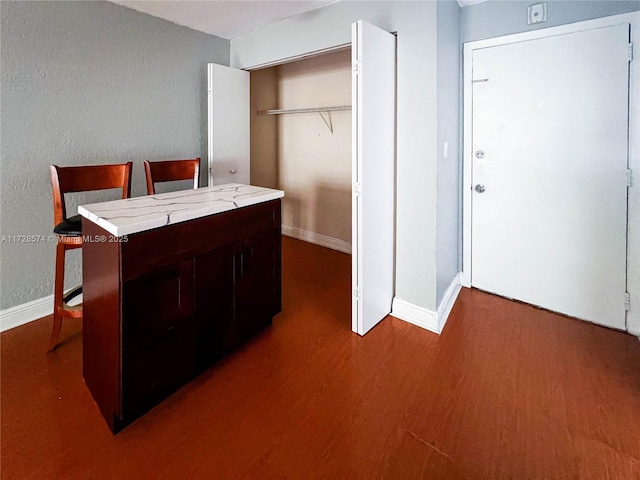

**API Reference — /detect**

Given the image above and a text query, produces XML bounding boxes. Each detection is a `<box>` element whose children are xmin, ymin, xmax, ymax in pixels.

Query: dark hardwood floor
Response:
<box><xmin>2</xmin><ymin>236</ymin><xmax>640</xmax><ymax>479</ymax></box>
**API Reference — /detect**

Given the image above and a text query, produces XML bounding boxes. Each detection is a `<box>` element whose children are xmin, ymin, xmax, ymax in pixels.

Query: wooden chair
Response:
<box><xmin>143</xmin><ymin>158</ymin><xmax>200</xmax><ymax>195</ymax></box>
<box><xmin>48</xmin><ymin>162</ymin><xmax>133</xmax><ymax>352</ymax></box>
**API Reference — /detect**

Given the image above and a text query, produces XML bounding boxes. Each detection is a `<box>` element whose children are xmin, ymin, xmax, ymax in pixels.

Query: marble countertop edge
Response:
<box><xmin>78</xmin><ymin>184</ymin><xmax>284</xmax><ymax>237</ymax></box>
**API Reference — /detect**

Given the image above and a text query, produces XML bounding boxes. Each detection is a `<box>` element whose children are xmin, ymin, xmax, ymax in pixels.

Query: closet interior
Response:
<box><xmin>249</xmin><ymin>48</ymin><xmax>353</xmax><ymax>255</ymax></box>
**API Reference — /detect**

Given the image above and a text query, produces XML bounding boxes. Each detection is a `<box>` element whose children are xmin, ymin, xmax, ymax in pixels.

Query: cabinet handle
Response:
<box><xmin>233</xmin><ymin>249</ymin><xmax>254</xmax><ymax>279</ymax></box>
<box><xmin>234</xmin><ymin>252</ymin><xmax>243</xmax><ymax>279</ymax></box>
<box><xmin>243</xmin><ymin>248</ymin><xmax>253</xmax><ymax>274</ymax></box>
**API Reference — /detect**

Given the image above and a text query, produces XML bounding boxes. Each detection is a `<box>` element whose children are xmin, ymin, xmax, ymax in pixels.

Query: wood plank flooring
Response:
<box><xmin>2</xmin><ymin>236</ymin><xmax>640</xmax><ymax>479</ymax></box>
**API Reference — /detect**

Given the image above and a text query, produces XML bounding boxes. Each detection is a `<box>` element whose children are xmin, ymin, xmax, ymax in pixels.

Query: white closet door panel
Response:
<box><xmin>207</xmin><ymin>63</ymin><xmax>250</xmax><ymax>186</ymax></box>
<box><xmin>352</xmin><ymin>20</ymin><xmax>396</xmax><ymax>336</ymax></box>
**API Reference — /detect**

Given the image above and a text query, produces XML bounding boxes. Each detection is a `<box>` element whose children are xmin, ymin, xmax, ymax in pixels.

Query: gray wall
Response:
<box><xmin>0</xmin><ymin>1</ymin><xmax>228</xmax><ymax>310</ymax></box>
<box><xmin>232</xmin><ymin>1</ymin><xmax>441</xmax><ymax>312</ymax></box>
<box><xmin>435</xmin><ymin>0</ymin><xmax>461</xmax><ymax>305</ymax></box>
<box><xmin>461</xmin><ymin>0</ymin><xmax>640</xmax><ymax>43</ymax></box>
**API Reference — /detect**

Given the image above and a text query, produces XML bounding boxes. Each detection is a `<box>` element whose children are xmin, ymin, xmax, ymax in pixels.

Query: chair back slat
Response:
<box><xmin>50</xmin><ymin>162</ymin><xmax>133</xmax><ymax>226</ymax></box>
<box><xmin>144</xmin><ymin>158</ymin><xmax>200</xmax><ymax>195</ymax></box>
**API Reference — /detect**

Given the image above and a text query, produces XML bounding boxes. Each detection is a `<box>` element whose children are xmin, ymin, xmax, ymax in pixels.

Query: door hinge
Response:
<box><xmin>629</xmin><ymin>43</ymin><xmax>634</xmax><ymax>62</ymax></box>
<box><xmin>353</xmin><ymin>61</ymin><xmax>361</xmax><ymax>74</ymax></box>
<box><xmin>627</xmin><ymin>169</ymin><xmax>633</xmax><ymax>187</ymax></box>
<box><xmin>353</xmin><ymin>288</ymin><xmax>361</xmax><ymax>300</ymax></box>
<box><xmin>625</xmin><ymin>292</ymin><xmax>631</xmax><ymax>311</ymax></box>
<box><xmin>352</xmin><ymin>182</ymin><xmax>361</xmax><ymax>196</ymax></box>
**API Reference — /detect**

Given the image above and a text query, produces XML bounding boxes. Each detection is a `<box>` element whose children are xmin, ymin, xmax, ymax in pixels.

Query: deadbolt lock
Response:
<box><xmin>475</xmin><ymin>150</ymin><xmax>485</xmax><ymax>159</ymax></box>
<box><xmin>475</xmin><ymin>184</ymin><xmax>486</xmax><ymax>193</ymax></box>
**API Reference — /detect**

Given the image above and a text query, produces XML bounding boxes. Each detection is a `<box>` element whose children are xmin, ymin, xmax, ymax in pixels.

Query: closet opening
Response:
<box><xmin>209</xmin><ymin>20</ymin><xmax>395</xmax><ymax>335</ymax></box>
<box><xmin>249</xmin><ymin>48</ymin><xmax>354</xmax><ymax>259</ymax></box>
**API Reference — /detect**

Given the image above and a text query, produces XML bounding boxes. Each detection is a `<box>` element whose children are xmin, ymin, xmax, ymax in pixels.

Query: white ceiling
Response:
<box><xmin>110</xmin><ymin>0</ymin><xmax>338</xmax><ymax>40</ymax></box>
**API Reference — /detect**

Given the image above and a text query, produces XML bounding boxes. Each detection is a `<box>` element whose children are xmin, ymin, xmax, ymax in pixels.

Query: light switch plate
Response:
<box><xmin>527</xmin><ymin>3</ymin><xmax>547</xmax><ymax>25</ymax></box>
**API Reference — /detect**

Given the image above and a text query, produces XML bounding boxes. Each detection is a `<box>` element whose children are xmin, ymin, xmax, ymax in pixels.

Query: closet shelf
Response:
<box><xmin>258</xmin><ymin>105</ymin><xmax>351</xmax><ymax>134</ymax></box>
<box><xmin>258</xmin><ymin>105</ymin><xmax>352</xmax><ymax>115</ymax></box>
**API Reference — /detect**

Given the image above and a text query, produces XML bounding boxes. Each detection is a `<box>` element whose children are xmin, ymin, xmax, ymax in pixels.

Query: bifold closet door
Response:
<box><xmin>352</xmin><ymin>20</ymin><xmax>396</xmax><ymax>336</ymax></box>
<box><xmin>207</xmin><ymin>63</ymin><xmax>250</xmax><ymax>186</ymax></box>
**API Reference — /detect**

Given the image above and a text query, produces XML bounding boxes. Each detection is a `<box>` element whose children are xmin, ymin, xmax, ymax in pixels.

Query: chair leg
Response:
<box><xmin>48</xmin><ymin>242</ymin><xmax>65</xmax><ymax>352</ymax></box>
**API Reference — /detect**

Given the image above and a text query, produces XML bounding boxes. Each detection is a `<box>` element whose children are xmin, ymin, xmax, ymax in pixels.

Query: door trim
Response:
<box><xmin>241</xmin><ymin>44</ymin><xmax>351</xmax><ymax>71</ymax></box>
<box><xmin>461</xmin><ymin>12</ymin><xmax>640</xmax><ymax>334</ymax></box>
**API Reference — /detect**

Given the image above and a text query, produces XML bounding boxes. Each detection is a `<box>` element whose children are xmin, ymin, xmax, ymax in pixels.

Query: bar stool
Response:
<box><xmin>143</xmin><ymin>158</ymin><xmax>200</xmax><ymax>195</ymax></box>
<box><xmin>48</xmin><ymin>162</ymin><xmax>133</xmax><ymax>352</ymax></box>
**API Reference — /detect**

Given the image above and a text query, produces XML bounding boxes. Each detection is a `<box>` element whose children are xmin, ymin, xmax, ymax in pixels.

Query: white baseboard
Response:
<box><xmin>391</xmin><ymin>297</ymin><xmax>439</xmax><ymax>334</ymax></box>
<box><xmin>391</xmin><ymin>273</ymin><xmax>462</xmax><ymax>335</ymax></box>
<box><xmin>437</xmin><ymin>273</ymin><xmax>462</xmax><ymax>333</ymax></box>
<box><xmin>281</xmin><ymin>224</ymin><xmax>351</xmax><ymax>254</ymax></box>
<box><xmin>1</xmin><ymin>295</ymin><xmax>53</xmax><ymax>332</ymax></box>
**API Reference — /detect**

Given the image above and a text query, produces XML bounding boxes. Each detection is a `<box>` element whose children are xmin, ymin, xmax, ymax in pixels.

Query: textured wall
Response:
<box><xmin>232</xmin><ymin>1</ymin><xmax>440</xmax><ymax>311</ymax></box>
<box><xmin>0</xmin><ymin>1</ymin><xmax>229</xmax><ymax>310</ymax></box>
<box><xmin>435</xmin><ymin>0</ymin><xmax>462</xmax><ymax>305</ymax></box>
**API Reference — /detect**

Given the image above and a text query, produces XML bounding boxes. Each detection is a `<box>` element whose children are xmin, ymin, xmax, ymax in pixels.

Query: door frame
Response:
<box><xmin>461</xmin><ymin>12</ymin><xmax>640</xmax><ymax>334</ymax></box>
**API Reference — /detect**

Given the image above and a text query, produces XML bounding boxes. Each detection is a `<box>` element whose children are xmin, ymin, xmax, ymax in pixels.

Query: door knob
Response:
<box><xmin>230</xmin><ymin>169</ymin><xmax>236</xmax><ymax>174</ymax></box>
<box><xmin>475</xmin><ymin>184</ymin><xmax>486</xmax><ymax>193</ymax></box>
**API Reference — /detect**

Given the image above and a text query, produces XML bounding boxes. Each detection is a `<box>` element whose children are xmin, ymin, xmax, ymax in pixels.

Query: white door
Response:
<box><xmin>207</xmin><ymin>63</ymin><xmax>250</xmax><ymax>186</ymax></box>
<box><xmin>471</xmin><ymin>24</ymin><xmax>630</xmax><ymax>329</ymax></box>
<box><xmin>352</xmin><ymin>20</ymin><xmax>396</xmax><ymax>335</ymax></box>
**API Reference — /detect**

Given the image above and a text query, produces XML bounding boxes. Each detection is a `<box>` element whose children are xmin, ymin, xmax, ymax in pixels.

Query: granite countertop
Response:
<box><xmin>78</xmin><ymin>183</ymin><xmax>284</xmax><ymax>237</ymax></box>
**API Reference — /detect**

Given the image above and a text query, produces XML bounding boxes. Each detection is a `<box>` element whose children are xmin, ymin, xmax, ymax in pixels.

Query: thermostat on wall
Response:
<box><xmin>527</xmin><ymin>3</ymin><xmax>547</xmax><ymax>25</ymax></box>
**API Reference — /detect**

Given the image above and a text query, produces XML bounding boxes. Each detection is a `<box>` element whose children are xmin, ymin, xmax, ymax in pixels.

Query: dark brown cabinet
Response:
<box><xmin>194</xmin><ymin>229</ymin><xmax>279</xmax><ymax>368</ymax></box>
<box><xmin>82</xmin><ymin>200</ymin><xmax>281</xmax><ymax>433</ymax></box>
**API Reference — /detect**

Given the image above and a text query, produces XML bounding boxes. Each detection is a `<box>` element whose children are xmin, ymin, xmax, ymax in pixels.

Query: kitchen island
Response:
<box><xmin>79</xmin><ymin>184</ymin><xmax>284</xmax><ymax>433</ymax></box>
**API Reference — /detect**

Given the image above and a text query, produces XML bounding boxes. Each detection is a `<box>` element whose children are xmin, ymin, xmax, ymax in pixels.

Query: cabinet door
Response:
<box><xmin>194</xmin><ymin>228</ymin><xmax>277</xmax><ymax>365</ymax></box>
<box><xmin>194</xmin><ymin>244</ymin><xmax>235</xmax><ymax>368</ymax></box>
<box><xmin>121</xmin><ymin>260</ymin><xmax>194</xmax><ymax>420</ymax></box>
<box><xmin>233</xmin><ymin>229</ymin><xmax>276</xmax><ymax>342</ymax></box>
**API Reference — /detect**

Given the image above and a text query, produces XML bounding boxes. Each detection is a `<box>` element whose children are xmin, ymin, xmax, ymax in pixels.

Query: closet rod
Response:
<box><xmin>258</xmin><ymin>105</ymin><xmax>352</xmax><ymax>115</ymax></box>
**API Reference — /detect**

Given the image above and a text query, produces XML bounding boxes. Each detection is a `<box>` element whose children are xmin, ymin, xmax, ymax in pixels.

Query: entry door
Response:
<box><xmin>471</xmin><ymin>24</ymin><xmax>630</xmax><ymax>329</ymax></box>
<box><xmin>351</xmin><ymin>20</ymin><xmax>396</xmax><ymax>335</ymax></box>
<box><xmin>207</xmin><ymin>63</ymin><xmax>250</xmax><ymax>185</ymax></box>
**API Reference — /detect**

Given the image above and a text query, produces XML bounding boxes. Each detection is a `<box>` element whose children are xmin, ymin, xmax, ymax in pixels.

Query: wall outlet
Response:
<box><xmin>527</xmin><ymin>3</ymin><xmax>547</xmax><ymax>25</ymax></box>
